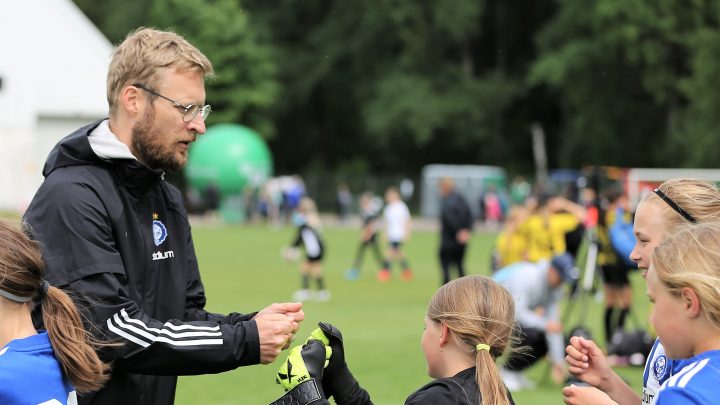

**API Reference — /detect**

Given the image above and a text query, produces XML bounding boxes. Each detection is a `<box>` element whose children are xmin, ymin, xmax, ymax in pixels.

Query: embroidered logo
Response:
<box><xmin>153</xmin><ymin>219</ymin><xmax>168</xmax><ymax>246</ymax></box>
<box><xmin>652</xmin><ymin>354</ymin><xmax>667</xmax><ymax>381</ymax></box>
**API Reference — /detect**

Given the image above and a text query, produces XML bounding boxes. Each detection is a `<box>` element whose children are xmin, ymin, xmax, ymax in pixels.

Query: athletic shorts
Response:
<box><xmin>600</xmin><ymin>263</ymin><xmax>630</xmax><ymax>287</ymax></box>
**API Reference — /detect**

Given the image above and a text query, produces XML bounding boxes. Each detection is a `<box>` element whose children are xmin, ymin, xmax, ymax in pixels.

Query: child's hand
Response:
<box><xmin>282</xmin><ymin>247</ymin><xmax>300</xmax><ymax>262</ymax></box>
<box><xmin>565</xmin><ymin>336</ymin><xmax>613</xmax><ymax>390</ymax></box>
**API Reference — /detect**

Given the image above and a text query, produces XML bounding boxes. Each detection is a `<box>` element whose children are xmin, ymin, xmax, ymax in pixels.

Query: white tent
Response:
<box><xmin>0</xmin><ymin>0</ymin><xmax>112</xmax><ymax>212</ymax></box>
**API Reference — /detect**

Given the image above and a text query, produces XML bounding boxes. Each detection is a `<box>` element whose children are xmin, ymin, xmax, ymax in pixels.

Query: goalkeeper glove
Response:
<box><xmin>316</xmin><ymin>322</ymin><xmax>373</xmax><ymax>405</ymax></box>
<box><xmin>276</xmin><ymin>339</ymin><xmax>331</xmax><ymax>391</ymax></box>
<box><xmin>271</xmin><ymin>339</ymin><xmax>331</xmax><ymax>405</ymax></box>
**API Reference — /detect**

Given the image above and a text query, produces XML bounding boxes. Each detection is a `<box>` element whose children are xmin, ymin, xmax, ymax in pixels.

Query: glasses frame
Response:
<box><xmin>133</xmin><ymin>83</ymin><xmax>211</xmax><ymax>122</ymax></box>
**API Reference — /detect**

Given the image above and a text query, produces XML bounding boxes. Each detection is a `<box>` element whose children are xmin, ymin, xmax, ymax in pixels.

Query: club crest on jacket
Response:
<box><xmin>153</xmin><ymin>217</ymin><xmax>168</xmax><ymax>246</ymax></box>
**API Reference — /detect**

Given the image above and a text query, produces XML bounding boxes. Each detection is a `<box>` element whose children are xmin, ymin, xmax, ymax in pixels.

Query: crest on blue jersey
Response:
<box><xmin>153</xmin><ymin>220</ymin><xmax>168</xmax><ymax>246</ymax></box>
<box><xmin>652</xmin><ymin>354</ymin><xmax>667</xmax><ymax>381</ymax></box>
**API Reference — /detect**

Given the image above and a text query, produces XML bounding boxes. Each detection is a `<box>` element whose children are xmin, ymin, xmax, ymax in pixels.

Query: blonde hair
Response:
<box><xmin>642</xmin><ymin>178</ymin><xmax>720</xmax><ymax>233</ymax></box>
<box><xmin>107</xmin><ymin>27</ymin><xmax>214</xmax><ymax>114</ymax></box>
<box><xmin>299</xmin><ymin>197</ymin><xmax>322</xmax><ymax>229</ymax></box>
<box><xmin>427</xmin><ymin>276</ymin><xmax>517</xmax><ymax>405</ymax></box>
<box><xmin>653</xmin><ymin>222</ymin><xmax>720</xmax><ymax>329</ymax></box>
<box><xmin>0</xmin><ymin>220</ymin><xmax>110</xmax><ymax>393</ymax></box>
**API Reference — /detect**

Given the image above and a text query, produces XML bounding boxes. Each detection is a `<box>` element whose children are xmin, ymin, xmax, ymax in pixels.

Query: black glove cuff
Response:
<box><xmin>269</xmin><ymin>379</ymin><xmax>329</xmax><ymax>405</ymax></box>
<box><xmin>328</xmin><ymin>367</ymin><xmax>373</xmax><ymax>404</ymax></box>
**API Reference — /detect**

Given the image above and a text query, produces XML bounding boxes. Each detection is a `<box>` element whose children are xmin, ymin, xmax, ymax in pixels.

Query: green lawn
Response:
<box><xmin>175</xmin><ymin>222</ymin><xmax>647</xmax><ymax>404</ymax></box>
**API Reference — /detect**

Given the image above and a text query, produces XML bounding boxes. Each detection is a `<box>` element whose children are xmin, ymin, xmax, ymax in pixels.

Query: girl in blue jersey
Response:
<box><xmin>648</xmin><ymin>222</ymin><xmax>720</xmax><ymax>404</ymax></box>
<box><xmin>0</xmin><ymin>219</ymin><xmax>110</xmax><ymax>404</ymax></box>
<box><xmin>563</xmin><ymin>178</ymin><xmax>720</xmax><ymax>405</ymax></box>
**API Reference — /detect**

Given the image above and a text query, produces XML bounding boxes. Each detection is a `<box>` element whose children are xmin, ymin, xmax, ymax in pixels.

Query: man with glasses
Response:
<box><xmin>24</xmin><ymin>28</ymin><xmax>304</xmax><ymax>405</ymax></box>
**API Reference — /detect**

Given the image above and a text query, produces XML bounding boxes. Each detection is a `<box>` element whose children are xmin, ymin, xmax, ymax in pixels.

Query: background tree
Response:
<box><xmin>530</xmin><ymin>0</ymin><xmax>720</xmax><ymax>168</ymax></box>
<box><xmin>73</xmin><ymin>0</ymin><xmax>720</xmax><ymax>188</ymax></box>
<box><xmin>244</xmin><ymin>0</ymin><xmax>554</xmax><ymax>177</ymax></box>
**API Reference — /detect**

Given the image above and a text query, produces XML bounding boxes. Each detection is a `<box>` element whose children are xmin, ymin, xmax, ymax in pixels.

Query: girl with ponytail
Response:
<box><xmin>410</xmin><ymin>275</ymin><xmax>518</xmax><ymax>404</ymax></box>
<box><xmin>274</xmin><ymin>275</ymin><xmax>519</xmax><ymax>405</ymax></box>
<box><xmin>0</xmin><ymin>219</ymin><xmax>110</xmax><ymax>404</ymax></box>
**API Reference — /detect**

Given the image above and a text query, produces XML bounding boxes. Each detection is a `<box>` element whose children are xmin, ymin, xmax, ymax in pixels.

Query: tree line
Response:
<box><xmin>73</xmin><ymin>0</ymin><xmax>720</xmax><ymax>180</ymax></box>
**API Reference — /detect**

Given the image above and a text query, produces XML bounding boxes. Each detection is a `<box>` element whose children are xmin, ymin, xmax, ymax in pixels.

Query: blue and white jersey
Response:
<box><xmin>656</xmin><ymin>349</ymin><xmax>720</xmax><ymax>404</ymax></box>
<box><xmin>643</xmin><ymin>338</ymin><xmax>689</xmax><ymax>405</ymax></box>
<box><xmin>0</xmin><ymin>332</ymin><xmax>77</xmax><ymax>405</ymax></box>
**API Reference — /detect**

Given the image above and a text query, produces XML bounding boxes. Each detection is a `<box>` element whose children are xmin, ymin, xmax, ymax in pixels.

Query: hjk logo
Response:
<box><xmin>153</xmin><ymin>220</ymin><xmax>168</xmax><ymax>246</ymax></box>
<box><xmin>653</xmin><ymin>354</ymin><xmax>667</xmax><ymax>381</ymax></box>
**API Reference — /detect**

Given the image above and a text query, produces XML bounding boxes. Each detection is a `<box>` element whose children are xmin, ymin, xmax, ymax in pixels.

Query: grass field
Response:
<box><xmin>168</xmin><ymin>221</ymin><xmax>647</xmax><ymax>404</ymax></box>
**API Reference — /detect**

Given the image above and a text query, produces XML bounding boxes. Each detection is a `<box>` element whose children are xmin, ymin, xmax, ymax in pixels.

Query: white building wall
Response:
<box><xmin>0</xmin><ymin>0</ymin><xmax>112</xmax><ymax>211</ymax></box>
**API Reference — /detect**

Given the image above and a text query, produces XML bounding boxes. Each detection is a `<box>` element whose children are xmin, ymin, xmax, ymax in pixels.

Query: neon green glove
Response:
<box><xmin>275</xmin><ymin>339</ymin><xmax>331</xmax><ymax>392</ymax></box>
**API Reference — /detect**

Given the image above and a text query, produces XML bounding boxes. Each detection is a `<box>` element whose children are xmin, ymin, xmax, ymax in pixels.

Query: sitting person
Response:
<box><xmin>272</xmin><ymin>275</ymin><xmax>518</xmax><ymax>404</ymax></box>
<box><xmin>493</xmin><ymin>253</ymin><xmax>579</xmax><ymax>391</ymax></box>
<box><xmin>0</xmin><ymin>219</ymin><xmax>110</xmax><ymax>403</ymax></box>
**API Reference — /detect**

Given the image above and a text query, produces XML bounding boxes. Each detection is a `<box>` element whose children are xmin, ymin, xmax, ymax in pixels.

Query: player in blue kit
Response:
<box><xmin>564</xmin><ymin>178</ymin><xmax>720</xmax><ymax>405</ymax></box>
<box><xmin>0</xmin><ymin>219</ymin><xmax>109</xmax><ymax>404</ymax></box>
<box><xmin>649</xmin><ymin>222</ymin><xmax>720</xmax><ymax>404</ymax></box>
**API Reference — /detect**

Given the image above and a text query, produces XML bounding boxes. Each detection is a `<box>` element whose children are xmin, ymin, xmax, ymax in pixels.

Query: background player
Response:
<box><xmin>284</xmin><ymin>197</ymin><xmax>329</xmax><ymax>302</ymax></box>
<box><xmin>346</xmin><ymin>192</ymin><xmax>385</xmax><ymax>281</ymax></box>
<box><xmin>378</xmin><ymin>187</ymin><xmax>413</xmax><ymax>282</ymax></box>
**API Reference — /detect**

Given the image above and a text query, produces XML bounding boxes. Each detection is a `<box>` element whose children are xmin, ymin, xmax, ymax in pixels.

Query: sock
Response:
<box><xmin>315</xmin><ymin>276</ymin><xmax>325</xmax><ymax>290</ymax></box>
<box><xmin>604</xmin><ymin>307</ymin><xmax>615</xmax><ymax>342</ymax></box>
<box><xmin>301</xmin><ymin>274</ymin><xmax>310</xmax><ymax>290</ymax></box>
<box><xmin>618</xmin><ymin>308</ymin><xmax>629</xmax><ymax>330</ymax></box>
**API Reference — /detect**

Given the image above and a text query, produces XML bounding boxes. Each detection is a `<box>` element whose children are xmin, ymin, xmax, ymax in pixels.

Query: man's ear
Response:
<box><xmin>681</xmin><ymin>287</ymin><xmax>701</xmax><ymax>318</ymax></box>
<box><xmin>120</xmin><ymin>85</ymin><xmax>142</xmax><ymax>117</ymax></box>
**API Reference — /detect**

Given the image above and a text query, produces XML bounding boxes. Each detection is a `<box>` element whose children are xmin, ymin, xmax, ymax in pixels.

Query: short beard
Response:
<box><xmin>131</xmin><ymin>105</ymin><xmax>184</xmax><ymax>172</ymax></box>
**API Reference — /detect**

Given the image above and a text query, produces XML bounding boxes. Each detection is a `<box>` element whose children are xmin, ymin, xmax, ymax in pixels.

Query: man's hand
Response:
<box><xmin>276</xmin><ymin>339</ymin><xmax>331</xmax><ymax>391</ymax></box>
<box><xmin>255</xmin><ymin>312</ymin><xmax>296</xmax><ymax>364</ymax></box>
<box><xmin>256</xmin><ymin>302</ymin><xmax>305</xmax><ymax>350</ymax></box>
<box><xmin>456</xmin><ymin>229</ymin><xmax>471</xmax><ymax>244</ymax></box>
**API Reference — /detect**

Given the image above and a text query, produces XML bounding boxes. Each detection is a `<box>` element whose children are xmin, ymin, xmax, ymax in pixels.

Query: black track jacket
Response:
<box><xmin>439</xmin><ymin>191</ymin><xmax>473</xmax><ymax>249</ymax></box>
<box><xmin>25</xmin><ymin>121</ymin><xmax>260</xmax><ymax>404</ymax></box>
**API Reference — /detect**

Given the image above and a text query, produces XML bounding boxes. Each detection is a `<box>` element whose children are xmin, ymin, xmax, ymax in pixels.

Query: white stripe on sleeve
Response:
<box><xmin>107</xmin><ymin>308</ymin><xmax>225</xmax><ymax>347</ymax></box>
<box><xmin>678</xmin><ymin>358</ymin><xmax>709</xmax><ymax>388</ymax></box>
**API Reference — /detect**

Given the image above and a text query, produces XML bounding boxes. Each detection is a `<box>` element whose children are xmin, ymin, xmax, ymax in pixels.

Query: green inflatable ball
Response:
<box><xmin>186</xmin><ymin>124</ymin><xmax>273</xmax><ymax>196</ymax></box>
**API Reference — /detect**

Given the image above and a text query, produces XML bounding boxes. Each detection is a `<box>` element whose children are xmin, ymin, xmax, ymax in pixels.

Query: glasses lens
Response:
<box><xmin>183</xmin><ymin>105</ymin><xmax>200</xmax><ymax>122</ymax></box>
<box><xmin>201</xmin><ymin>105</ymin><xmax>212</xmax><ymax>121</ymax></box>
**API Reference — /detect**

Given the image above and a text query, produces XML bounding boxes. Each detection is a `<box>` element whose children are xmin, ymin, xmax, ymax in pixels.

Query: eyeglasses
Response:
<box><xmin>133</xmin><ymin>83</ymin><xmax>211</xmax><ymax>122</ymax></box>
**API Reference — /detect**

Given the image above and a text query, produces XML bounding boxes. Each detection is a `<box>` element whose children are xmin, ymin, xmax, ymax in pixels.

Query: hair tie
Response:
<box><xmin>653</xmin><ymin>188</ymin><xmax>697</xmax><ymax>223</ymax></box>
<box><xmin>39</xmin><ymin>280</ymin><xmax>50</xmax><ymax>299</ymax></box>
<box><xmin>476</xmin><ymin>343</ymin><xmax>490</xmax><ymax>352</ymax></box>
